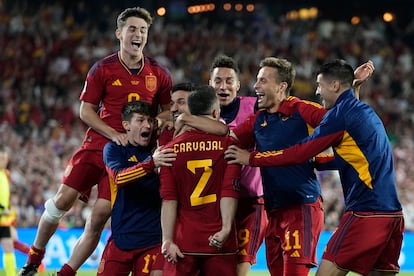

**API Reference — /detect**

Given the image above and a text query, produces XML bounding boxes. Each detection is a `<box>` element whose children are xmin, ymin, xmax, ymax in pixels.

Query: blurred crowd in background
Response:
<box><xmin>0</xmin><ymin>0</ymin><xmax>413</xmax><ymax>231</ymax></box>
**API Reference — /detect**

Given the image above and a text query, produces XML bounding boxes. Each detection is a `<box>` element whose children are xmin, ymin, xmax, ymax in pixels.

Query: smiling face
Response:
<box><xmin>123</xmin><ymin>113</ymin><xmax>155</xmax><ymax>147</ymax></box>
<box><xmin>170</xmin><ymin>90</ymin><xmax>190</xmax><ymax>121</ymax></box>
<box><xmin>209</xmin><ymin>67</ymin><xmax>240</xmax><ymax>107</ymax></box>
<box><xmin>116</xmin><ymin>16</ymin><xmax>148</xmax><ymax>58</ymax></box>
<box><xmin>254</xmin><ymin>66</ymin><xmax>286</xmax><ymax>113</ymax></box>
<box><xmin>315</xmin><ymin>73</ymin><xmax>337</xmax><ymax>109</ymax></box>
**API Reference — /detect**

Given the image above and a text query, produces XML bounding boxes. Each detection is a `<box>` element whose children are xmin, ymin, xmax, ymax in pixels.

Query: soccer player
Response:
<box><xmin>18</xmin><ymin>7</ymin><xmax>172</xmax><ymax>276</ymax></box>
<box><xmin>158</xmin><ymin>82</ymin><xmax>195</xmax><ymax>147</ymax></box>
<box><xmin>222</xmin><ymin>57</ymin><xmax>375</xmax><ymax>275</ymax></box>
<box><xmin>160</xmin><ymin>85</ymin><xmax>241</xmax><ymax>276</ymax></box>
<box><xmin>226</xmin><ymin>59</ymin><xmax>403</xmax><ymax>276</ymax></box>
<box><xmin>97</xmin><ymin>101</ymin><xmax>175</xmax><ymax>276</ymax></box>
<box><xmin>0</xmin><ymin>144</ymin><xmax>16</xmax><ymax>276</ymax></box>
<box><xmin>209</xmin><ymin>55</ymin><xmax>267</xmax><ymax>276</ymax></box>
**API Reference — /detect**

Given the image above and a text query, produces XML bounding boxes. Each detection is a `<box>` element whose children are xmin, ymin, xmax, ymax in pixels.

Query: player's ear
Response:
<box><xmin>122</xmin><ymin>120</ymin><xmax>130</xmax><ymax>131</ymax></box>
<box><xmin>212</xmin><ymin>108</ymin><xmax>219</xmax><ymax>119</ymax></box>
<box><xmin>115</xmin><ymin>28</ymin><xmax>122</xmax><ymax>40</ymax></box>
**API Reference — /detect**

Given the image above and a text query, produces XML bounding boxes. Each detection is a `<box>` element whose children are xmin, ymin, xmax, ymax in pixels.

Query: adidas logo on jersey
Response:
<box><xmin>128</xmin><ymin>155</ymin><xmax>138</xmax><ymax>162</ymax></box>
<box><xmin>289</xmin><ymin>250</ymin><xmax>300</xmax><ymax>257</ymax></box>
<box><xmin>112</xmin><ymin>79</ymin><xmax>122</xmax><ymax>86</ymax></box>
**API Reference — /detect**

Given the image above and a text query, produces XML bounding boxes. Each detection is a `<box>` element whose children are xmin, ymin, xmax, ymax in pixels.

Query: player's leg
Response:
<box><xmin>203</xmin><ymin>254</ymin><xmax>237</xmax><ymax>276</ymax></box>
<box><xmin>317</xmin><ymin>211</ymin><xmax>403</xmax><ymax>276</ymax></box>
<box><xmin>97</xmin><ymin>239</ymin><xmax>132</xmax><ymax>276</ymax></box>
<box><xmin>164</xmin><ymin>254</ymin><xmax>199</xmax><ymax>276</ymax></box>
<box><xmin>282</xmin><ymin>198</ymin><xmax>324</xmax><ymax>276</ymax></box>
<box><xmin>19</xmin><ymin>149</ymin><xmax>100</xmax><ymax>276</ymax></box>
<box><xmin>368</xmin><ymin>214</ymin><xmax>404</xmax><ymax>276</ymax></box>
<box><xmin>1</xmin><ymin>227</ymin><xmax>17</xmax><ymax>276</ymax></box>
<box><xmin>264</xmin><ymin>212</ymin><xmax>283</xmax><ymax>276</ymax></box>
<box><xmin>316</xmin><ymin>259</ymin><xmax>348</xmax><ymax>276</ymax></box>
<box><xmin>131</xmin><ymin>244</ymin><xmax>163</xmax><ymax>276</ymax></box>
<box><xmin>64</xmin><ymin>197</ymin><xmax>111</xmax><ymax>273</ymax></box>
<box><xmin>59</xmin><ymin>172</ymin><xmax>111</xmax><ymax>275</ymax></box>
<box><xmin>235</xmin><ymin>198</ymin><xmax>267</xmax><ymax>276</ymax></box>
<box><xmin>18</xmin><ymin>184</ymin><xmax>79</xmax><ymax>276</ymax></box>
<box><xmin>34</xmin><ymin>184</ymin><xmax>79</xmax><ymax>248</ymax></box>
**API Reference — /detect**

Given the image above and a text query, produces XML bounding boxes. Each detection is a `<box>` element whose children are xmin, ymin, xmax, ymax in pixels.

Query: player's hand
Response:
<box><xmin>173</xmin><ymin>114</ymin><xmax>186</xmax><ymax>137</ymax></box>
<box><xmin>208</xmin><ymin>231</ymin><xmax>228</xmax><ymax>249</ymax></box>
<box><xmin>153</xmin><ymin>147</ymin><xmax>177</xmax><ymax>167</ymax></box>
<box><xmin>353</xmin><ymin>60</ymin><xmax>375</xmax><ymax>87</ymax></box>
<box><xmin>162</xmin><ymin>240</ymin><xmax>184</xmax><ymax>264</ymax></box>
<box><xmin>111</xmin><ymin>132</ymin><xmax>128</xmax><ymax>146</ymax></box>
<box><xmin>225</xmin><ymin>145</ymin><xmax>250</xmax><ymax>165</ymax></box>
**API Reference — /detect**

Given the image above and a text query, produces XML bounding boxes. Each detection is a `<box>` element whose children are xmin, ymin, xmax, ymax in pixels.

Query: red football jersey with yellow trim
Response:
<box><xmin>80</xmin><ymin>52</ymin><xmax>172</xmax><ymax>150</ymax></box>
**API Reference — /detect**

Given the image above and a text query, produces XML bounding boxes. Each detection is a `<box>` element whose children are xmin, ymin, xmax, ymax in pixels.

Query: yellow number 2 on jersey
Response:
<box><xmin>187</xmin><ymin>159</ymin><xmax>217</xmax><ymax>207</ymax></box>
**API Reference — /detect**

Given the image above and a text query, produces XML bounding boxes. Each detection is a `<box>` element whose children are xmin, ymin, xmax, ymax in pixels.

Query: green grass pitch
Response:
<box><xmin>13</xmin><ymin>270</ymin><xmax>412</xmax><ymax>276</ymax></box>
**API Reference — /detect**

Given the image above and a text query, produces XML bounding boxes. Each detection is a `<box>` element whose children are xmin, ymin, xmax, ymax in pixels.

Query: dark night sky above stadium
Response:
<box><xmin>142</xmin><ymin>0</ymin><xmax>414</xmax><ymax>27</ymax></box>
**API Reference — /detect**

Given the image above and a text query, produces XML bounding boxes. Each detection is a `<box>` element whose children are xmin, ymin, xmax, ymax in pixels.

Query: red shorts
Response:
<box><xmin>62</xmin><ymin>146</ymin><xmax>110</xmax><ymax>201</ymax></box>
<box><xmin>236</xmin><ymin>197</ymin><xmax>267</xmax><ymax>264</ymax></box>
<box><xmin>97</xmin><ymin>239</ymin><xmax>163</xmax><ymax>276</ymax></box>
<box><xmin>164</xmin><ymin>254</ymin><xmax>237</xmax><ymax>276</ymax></box>
<box><xmin>322</xmin><ymin>210</ymin><xmax>404</xmax><ymax>275</ymax></box>
<box><xmin>265</xmin><ymin>197</ymin><xmax>324</xmax><ymax>275</ymax></box>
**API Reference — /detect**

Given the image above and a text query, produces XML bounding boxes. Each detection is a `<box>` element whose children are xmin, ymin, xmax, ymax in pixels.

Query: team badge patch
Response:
<box><xmin>145</xmin><ymin>75</ymin><xmax>157</xmax><ymax>92</ymax></box>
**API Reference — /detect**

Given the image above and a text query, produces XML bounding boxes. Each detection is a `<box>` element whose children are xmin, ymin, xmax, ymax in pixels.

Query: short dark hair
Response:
<box><xmin>188</xmin><ymin>85</ymin><xmax>217</xmax><ymax>116</ymax></box>
<box><xmin>171</xmin><ymin>82</ymin><xmax>196</xmax><ymax>95</ymax></box>
<box><xmin>117</xmin><ymin>7</ymin><xmax>153</xmax><ymax>29</ymax></box>
<box><xmin>317</xmin><ymin>59</ymin><xmax>354</xmax><ymax>87</ymax></box>
<box><xmin>210</xmin><ymin>55</ymin><xmax>240</xmax><ymax>75</ymax></box>
<box><xmin>121</xmin><ymin>101</ymin><xmax>155</xmax><ymax>121</ymax></box>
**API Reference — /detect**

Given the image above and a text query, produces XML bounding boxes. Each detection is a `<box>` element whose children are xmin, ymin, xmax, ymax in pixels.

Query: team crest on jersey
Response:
<box><xmin>145</xmin><ymin>75</ymin><xmax>157</xmax><ymax>91</ymax></box>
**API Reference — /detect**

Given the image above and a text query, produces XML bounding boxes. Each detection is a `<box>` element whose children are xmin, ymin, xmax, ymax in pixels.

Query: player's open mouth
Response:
<box><xmin>256</xmin><ymin>92</ymin><xmax>264</xmax><ymax>102</ymax></box>
<box><xmin>132</xmin><ymin>41</ymin><xmax>141</xmax><ymax>49</ymax></box>
<box><xmin>141</xmin><ymin>131</ymin><xmax>150</xmax><ymax>138</ymax></box>
<box><xmin>217</xmin><ymin>92</ymin><xmax>229</xmax><ymax>98</ymax></box>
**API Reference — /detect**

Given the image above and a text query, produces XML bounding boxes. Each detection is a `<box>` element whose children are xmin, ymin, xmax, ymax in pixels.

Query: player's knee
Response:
<box><xmin>42</xmin><ymin>198</ymin><xmax>66</xmax><ymax>223</ymax></box>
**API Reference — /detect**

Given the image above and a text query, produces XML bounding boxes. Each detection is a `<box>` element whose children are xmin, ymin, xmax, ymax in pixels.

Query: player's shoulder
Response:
<box><xmin>144</xmin><ymin>55</ymin><xmax>172</xmax><ymax>77</ymax></box>
<box><xmin>89</xmin><ymin>53</ymin><xmax>118</xmax><ymax>74</ymax></box>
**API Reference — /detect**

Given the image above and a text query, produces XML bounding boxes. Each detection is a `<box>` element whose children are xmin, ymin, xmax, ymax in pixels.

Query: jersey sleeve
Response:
<box><xmin>279</xmin><ymin>96</ymin><xmax>327</xmax><ymax>128</ymax></box>
<box><xmin>79</xmin><ymin>61</ymin><xmax>105</xmax><ymax>105</ymax></box>
<box><xmin>232</xmin><ymin>113</ymin><xmax>257</xmax><ymax>148</ymax></box>
<box><xmin>249</xmin><ymin>121</ymin><xmax>343</xmax><ymax>167</ymax></box>
<box><xmin>222</xmin><ymin>137</ymin><xmax>241</xmax><ymax>198</ymax></box>
<box><xmin>103</xmin><ymin>142</ymin><xmax>156</xmax><ymax>187</ymax></box>
<box><xmin>159</xmin><ymin>165</ymin><xmax>177</xmax><ymax>200</ymax></box>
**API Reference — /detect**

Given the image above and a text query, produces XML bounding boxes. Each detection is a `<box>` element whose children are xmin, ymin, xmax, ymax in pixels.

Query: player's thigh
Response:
<box><xmin>132</xmin><ymin>245</ymin><xmax>162</xmax><ymax>276</ymax></box>
<box><xmin>203</xmin><ymin>254</ymin><xmax>237</xmax><ymax>276</ymax></box>
<box><xmin>62</xmin><ymin>148</ymin><xmax>106</xmax><ymax>202</ymax></box>
<box><xmin>273</xmin><ymin>199</ymin><xmax>323</xmax><ymax>265</ymax></box>
<box><xmin>98</xmin><ymin>239</ymin><xmax>133</xmax><ymax>276</ymax></box>
<box><xmin>322</xmin><ymin>211</ymin><xmax>403</xmax><ymax>275</ymax></box>
<box><xmin>85</xmin><ymin>198</ymin><xmax>111</xmax><ymax>231</ymax></box>
<box><xmin>236</xmin><ymin>200</ymin><xmax>267</xmax><ymax>263</ymax></box>
<box><xmin>164</xmin><ymin>255</ymin><xmax>199</xmax><ymax>276</ymax></box>
<box><xmin>316</xmin><ymin>259</ymin><xmax>348</xmax><ymax>276</ymax></box>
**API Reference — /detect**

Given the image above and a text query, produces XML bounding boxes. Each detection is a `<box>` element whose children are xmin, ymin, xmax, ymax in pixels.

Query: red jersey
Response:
<box><xmin>80</xmin><ymin>52</ymin><xmax>172</xmax><ymax>150</ymax></box>
<box><xmin>159</xmin><ymin>129</ymin><xmax>241</xmax><ymax>254</ymax></box>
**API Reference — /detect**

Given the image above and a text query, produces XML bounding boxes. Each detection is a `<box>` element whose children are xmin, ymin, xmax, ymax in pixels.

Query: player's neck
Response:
<box><xmin>120</xmin><ymin>51</ymin><xmax>143</xmax><ymax>69</ymax></box>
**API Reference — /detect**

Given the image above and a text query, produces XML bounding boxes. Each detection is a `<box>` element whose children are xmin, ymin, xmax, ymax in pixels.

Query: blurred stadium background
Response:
<box><xmin>0</xmin><ymin>0</ymin><xmax>413</xmax><ymax>273</ymax></box>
